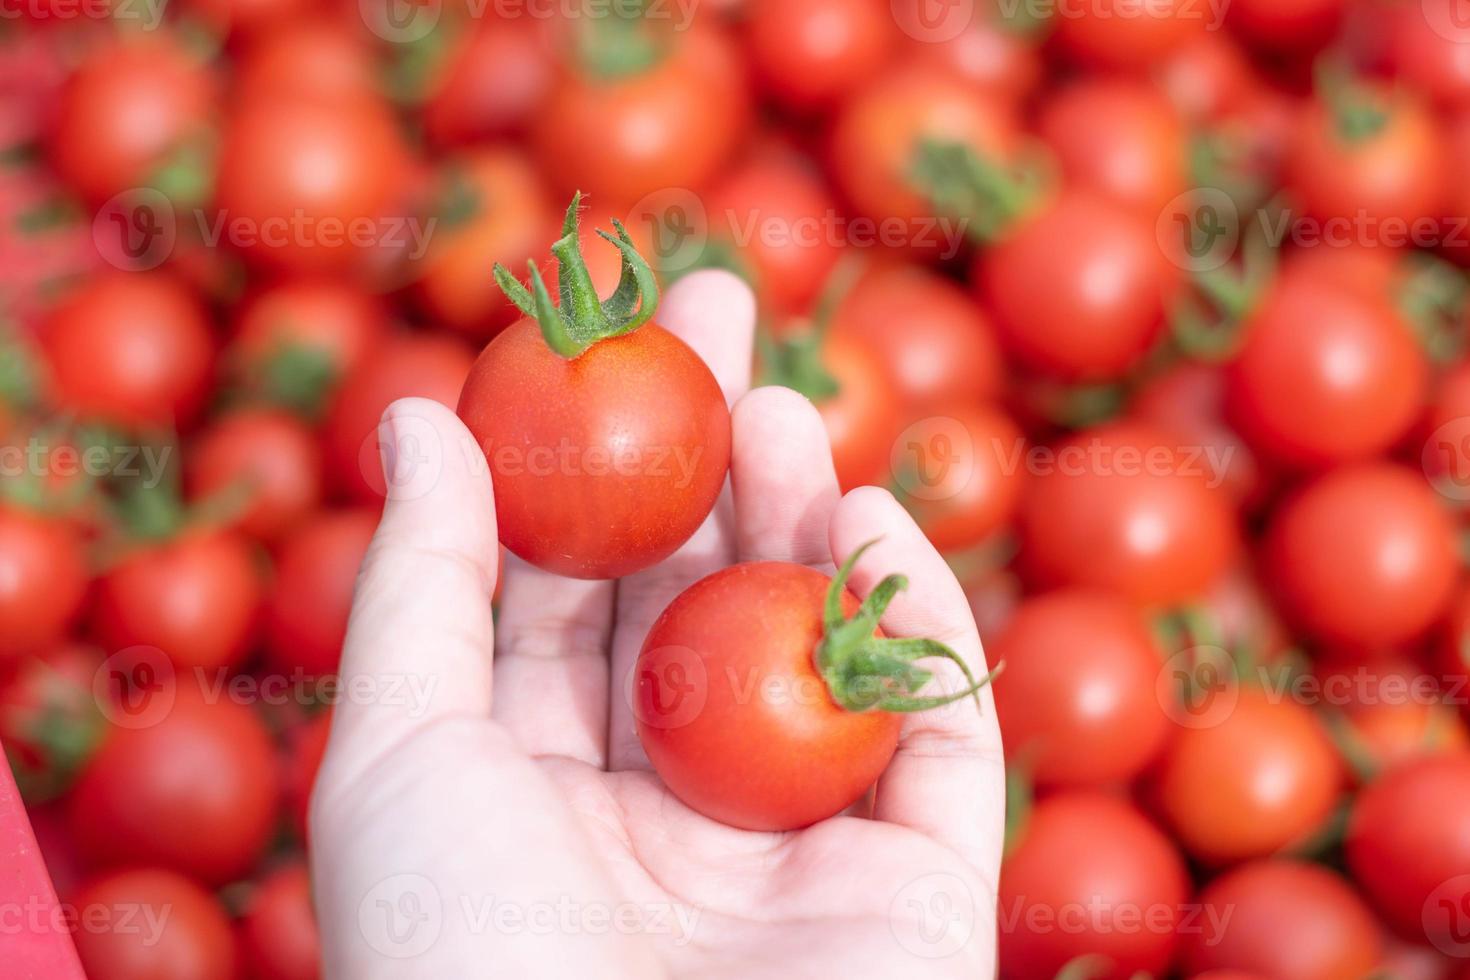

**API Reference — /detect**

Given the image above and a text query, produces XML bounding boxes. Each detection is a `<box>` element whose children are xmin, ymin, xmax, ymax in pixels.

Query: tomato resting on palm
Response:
<box><xmin>635</xmin><ymin>544</ymin><xmax>992</xmax><ymax>831</ymax></box>
<box><xmin>458</xmin><ymin>196</ymin><xmax>731</xmax><ymax>580</ymax></box>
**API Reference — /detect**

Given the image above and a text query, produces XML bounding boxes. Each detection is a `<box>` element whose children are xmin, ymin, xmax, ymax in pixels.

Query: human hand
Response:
<box><xmin>309</xmin><ymin>270</ymin><xmax>1005</xmax><ymax>979</ymax></box>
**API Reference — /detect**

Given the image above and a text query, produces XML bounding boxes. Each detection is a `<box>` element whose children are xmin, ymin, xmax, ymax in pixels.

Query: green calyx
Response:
<box><xmin>816</xmin><ymin>540</ymin><xmax>1001</xmax><ymax>714</ymax></box>
<box><xmin>910</xmin><ymin>139</ymin><xmax>1041</xmax><ymax>244</ymax></box>
<box><xmin>1316</xmin><ymin>60</ymin><xmax>1389</xmax><ymax>144</ymax></box>
<box><xmin>493</xmin><ymin>192</ymin><xmax>660</xmax><ymax>359</ymax></box>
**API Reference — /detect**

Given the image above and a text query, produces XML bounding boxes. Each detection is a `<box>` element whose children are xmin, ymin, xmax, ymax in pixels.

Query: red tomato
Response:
<box><xmin>635</xmin><ymin>560</ymin><xmax>901</xmax><ymax>830</ymax></box>
<box><xmin>1386</xmin><ymin>0</ymin><xmax>1470</xmax><ymax>112</ymax></box>
<box><xmin>1153</xmin><ymin>688</ymin><xmax>1344</xmax><ymax>864</ymax></box>
<box><xmin>1265</xmin><ymin>464</ymin><xmax>1457</xmax><ymax>650</ymax></box>
<box><xmin>1346</xmin><ymin>754</ymin><xmax>1470</xmax><ymax>947</ymax></box>
<box><xmin>0</xmin><ymin>505</ymin><xmax>88</xmax><ymax>660</ymax></box>
<box><xmin>532</xmin><ymin>22</ymin><xmax>748</xmax><ymax>207</ymax></box>
<box><xmin>0</xmin><ymin>643</ymin><xmax>104</xmax><ymax>794</ymax></box>
<box><xmin>831</xmin><ymin>264</ymin><xmax>1004</xmax><ymax>408</ymax></box>
<box><xmin>234</xmin><ymin>17</ymin><xmax>380</xmax><ymax>105</ymax></box>
<box><xmin>213</xmin><ymin>94</ymin><xmax>412</xmax><ymax>274</ymax></box>
<box><xmin>322</xmin><ymin>332</ymin><xmax>475</xmax><ymax>503</ymax></box>
<box><xmin>991</xmin><ymin>589</ymin><xmax>1168</xmax><ymax>788</ymax></box>
<box><xmin>186</xmin><ymin>408</ymin><xmax>323</xmax><ymax>543</ymax></box>
<box><xmin>791</xmin><ymin>332</ymin><xmax>902</xmax><ymax>492</ymax></box>
<box><xmin>422</xmin><ymin>16</ymin><xmax>555</xmax><ymax>146</ymax></box>
<box><xmin>264</xmin><ymin>508</ymin><xmax>377</xmax><ymax>678</ymax></box>
<box><xmin>70</xmin><ymin>869</ymin><xmax>237</xmax><ymax>980</ymax></box>
<box><xmin>411</xmin><ymin>149</ymin><xmax>555</xmax><ymax>337</ymax></box>
<box><xmin>1423</xmin><ymin>361</ymin><xmax>1470</xmax><ymax>497</ymax></box>
<box><xmin>894</xmin><ymin>2</ymin><xmax>1042</xmax><ymax>105</ymax></box>
<box><xmin>895</xmin><ymin>404</ymin><xmax>1024</xmax><ymax>554</ymax></box>
<box><xmin>1050</xmin><ymin>0</ymin><xmax>1204</xmax><ymax>70</ymax></box>
<box><xmin>745</xmin><ymin>0</ymin><xmax>895</xmax><ymax>112</ymax></box>
<box><xmin>830</xmin><ymin>61</ymin><xmax>1017</xmax><ymax>235</ymax></box>
<box><xmin>67</xmin><ymin>680</ymin><xmax>279</xmax><ymax>885</ymax></box>
<box><xmin>239</xmin><ymin>861</ymin><xmax>321</xmax><ymax>980</ymax></box>
<box><xmin>1131</xmin><ymin>363</ymin><xmax>1263</xmax><ymax>509</ymax></box>
<box><xmin>284</xmin><ymin>711</ymin><xmax>331</xmax><ymax>838</ymax></box>
<box><xmin>1444</xmin><ymin>115</ymin><xmax>1470</xmax><ymax>267</ymax></box>
<box><xmin>47</xmin><ymin>33</ymin><xmax>216</xmax><ymax>205</ymax></box>
<box><xmin>1181</xmin><ymin>860</ymin><xmax>1383</xmax><ymax>980</ymax></box>
<box><xmin>94</xmin><ymin>530</ymin><xmax>263</xmax><ymax>672</ymax></box>
<box><xmin>977</xmin><ymin>191</ymin><xmax>1174</xmax><ymax>381</ymax></box>
<box><xmin>1279</xmin><ymin>239</ymin><xmax>1406</xmax><ymax>305</ymax></box>
<box><xmin>1157</xmin><ymin>33</ymin><xmax>1258</xmax><ymax>122</ymax></box>
<box><xmin>1286</xmin><ymin>89</ymin><xmax>1447</xmax><ymax>233</ymax></box>
<box><xmin>1226</xmin><ymin>0</ymin><xmax>1345</xmax><ymax>51</ymax></box>
<box><xmin>1226</xmin><ymin>272</ymin><xmax>1427</xmax><ymax>468</ymax></box>
<box><xmin>1340</xmin><ymin>689</ymin><xmax>1469</xmax><ymax>778</ymax></box>
<box><xmin>999</xmin><ymin>793</ymin><xmax>1189</xmax><ymax>980</ymax></box>
<box><xmin>43</xmin><ymin>272</ymin><xmax>214</xmax><ymax>430</ymax></box>
<box><xmin>703</xmin><ymin>153</ymin><xmax>843</xmax><ymax>317</ymax></box>
<box><xmin>1018</xmin><ymin>423</ymin><xmax>1237</xmax><ymax>606</ymax></box>
<box><xmin>1037</xmin><ymin>79</ymin><xmax>1188</xmax><ymax>217</ymax></box>
<box><xmin>228</xmin><ymin>279</ymin><xmax>389</xmax><ymax>416</ymax></box>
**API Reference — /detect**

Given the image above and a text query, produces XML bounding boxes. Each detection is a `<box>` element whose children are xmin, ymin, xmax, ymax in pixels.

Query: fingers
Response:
<box><xmin>330</xmin><ymin>398</ymin><xmax>500</xmax><ymax>774</ymax></box>
<box><xmin>731</xmin><ymin>385</ymin><xmax>841</xmax><ymax>566</ymax></box>
<box><xmin>606</xmin><ymin>270</ymin><xmax>756</xmax><ymax>770</ymax></box>
<box><xmin>828</xmin><ymin>487</ymin><xmax>1006</xmax><ymax>886</ymax></box>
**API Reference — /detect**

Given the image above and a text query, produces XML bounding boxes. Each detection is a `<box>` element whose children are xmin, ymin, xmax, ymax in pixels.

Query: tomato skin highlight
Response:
<box><xmin>458</xmin><ymin>317</ymin><xmax>730</xmax><ymax>580</ymax></box>
<box><xmin>636</xmin><ymin>561</ymin><xmax>900</xmax><ymax>831</ymax></box>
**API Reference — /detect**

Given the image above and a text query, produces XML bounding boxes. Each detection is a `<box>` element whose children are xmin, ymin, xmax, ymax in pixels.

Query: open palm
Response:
<box><xmin>309</xmin><ymin>272</ymin><xmax>1005</xmax><ymax>979</ymax></box>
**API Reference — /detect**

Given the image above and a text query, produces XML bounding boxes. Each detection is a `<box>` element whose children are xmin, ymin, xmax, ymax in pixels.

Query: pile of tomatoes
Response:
<box><xmin>4</xmin><ymin>0</ymin><xmax>1470</xmax><ymax>977</ymax></box>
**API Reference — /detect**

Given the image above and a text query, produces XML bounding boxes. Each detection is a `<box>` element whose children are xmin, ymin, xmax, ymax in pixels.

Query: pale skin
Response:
<box><xmin>309</xmin><ymin>271</ymin><xmax>1006</xmax><ymax>978</ymax></box>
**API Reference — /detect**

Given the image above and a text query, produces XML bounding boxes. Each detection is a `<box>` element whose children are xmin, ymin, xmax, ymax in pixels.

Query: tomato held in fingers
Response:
<box><xmin>1181</xmin><ymin>860</ymin><xmax>1383</xmax><ymax>980</ymax></box>
<box><xmin>977</xmin><ymin>191</ymin><xmax>1175</xmax><ymax>381</ymax></box>
<box><xmin>531</xmin><ymin>20</ymin><xmax>748</xmax><ymax>207</ymax></box>
<box><xmin>1346</xmin><ymin>754</ymin><xmax>1470</xmax><ymax>948</ymax></box>
<box><xmin>67</xmin><ymin>680</ymin><xmax>279</xmax><ymax>885</ymax></box>
<box><xmin>94</xmin><ymin>529</ymin><xmax>263</xmax><ymax>672</ymax></box>
<box><xmin>322</xmin><ymin>332</ymin><xmax>475</xmax><ymax>503</ymax></box>
<box><xmin>1226</xmin><ymin>271</ymin><xmax>1427</xmax><ymax>468</ymax></box>
<box><xmin>1152</xmin><ymin>688</ymin><xmax>1344</xmax><ymax>865</ymax></box>
<box><xmin>43</xmin><ymin>271</ymin><xmax>214</xmax><ymax>431</ymax></box>
<box><xmin>0</xmin><ymin>505</ymin><xmax>88</xmax><ymax>660</ymax></box>
<box><xmin>458</xmin><ymin>198</ymin><xmax>730</xmax><ymax>579</ymax></box>
<box><xmin>991</xmin><ymin>590</ymin><xmax>1169</xmax><ymax>788</ymax></box>
<box><xmin>70</xmin><ymin>869</ymin><xmax>237</xmax><ymax>980</ymax></box>
<box><xmin>264</xmin><ymin>508</ymin><xmax>377</xmax><ymax>678</ymax></box>
<box><xmin>999</xmin><ymin>793</ymin><xmax>1190</xmax><ymax>980</ymax></box>
<box><xmin>1265</xmin><ymin>464</ymin><xmax>1457</xmax><ymax>650</ymax></box>
<box><xmin>240</xmin><ymin>861</ymin><xmax>321</xmax><ymax>980</ymax></box>
<box><xmin>830</xmin><ymin>264</ymin><xmax>1004</xmax><ymax>408</ymax></box>
<box><xmin>1018</xmin><ymin>423</ymin><xmax>1237</xmax><ymax>607</ymax></box>
<box><xmin>744</xmin><ymin>0</ymin><xmax>895</xmax><ymax>112</ymax></box>
<box><xmin>46</xmin><ymin>33</ymin><xmax>216</xmax><ymax>205</ymax></box>
<box><xmin>186</xmin><ymin>407</ymin><xmax>323</xmax><ymax>543</ymax></box>
<box><xmin>636</xmin><ymin>544</ymin><xmax>992</xmax><ymax>830</ymax></box>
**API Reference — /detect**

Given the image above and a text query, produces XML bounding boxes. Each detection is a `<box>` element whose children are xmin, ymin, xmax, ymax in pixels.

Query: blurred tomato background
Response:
<box><xmin>4</xmin><ymin>0</ymin><xmax>1470</xmax><ymax>977</ymax></box>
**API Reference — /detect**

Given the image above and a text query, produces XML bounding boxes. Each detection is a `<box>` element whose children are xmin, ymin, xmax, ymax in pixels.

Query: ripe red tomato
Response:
<box><xmin>186</xmin><ymin>408</ymin><xmax>323</xmax><ymax>543</ymax></box>
<box><xmin>894</xmin><ymin>2</ymin><xmax>1042</xmax><ymax>105</ymax></box>
<box><xmin>69</xmin><ymin>869</ymin><xmax>237</xmax><ymax>980</ymax></box>
<box><xmin>1225</xmin><ymin>271</ymin><xmax>1427</xmax><ymax>468</ymax></box>
<box><xmin>1153</xmin><ymin>688</ymin><xmax>1343</xmax><ymax>864</ymax></box>
<box><xmin>1050</xmin><ymin>0</ymin><xmax>1204</xmax><ymax>70</ymax></box>
<box><xmin>422</xmin><ymin>16</ymin><xmax>555</xmax><ymax>146</ymax></box>
<box><xmin>1339</xmin><ymin>687</ymin><xmax>1469</xmax><ymax>777</ymax></box>
<box><xmin>322</xmin><ymin>332</ymin><xmax>475</xmax><ymax>503</ymax></box>
<box><xmin>991</xmin><ymin>589</ymin><xmax>1168</xmax><ymax>788</ymax></box>
<box><xmin>894</xmin><ymin>404</ymin><xmax>1024</xmax><ymax>554</ymax></box>
<box><xmin>411</xmin><ymin>149</ymin><xmax>555</xmax><ymax>338</ymax></box>
<box><xmin>830</xmin><ymin>61</ymin><xmax>1017</xmax><ymax>234</ymax></box>
<box><xmin>1265</xmin><ymin>464</ymin><xmax>1457</xmax><ymax>650</ymax></box>
<box><xmin>43</xmin><ymin>271</ymin><xmax>214</xmax><ymax>430</ymax></box>
<box><xmin>47</xmin><ymin>33</ymin><xmax>216</xmax><ymax>205</ymax></box>
<box><xmin>1226</xmin><ymin>0</ymin><xmax>1345</xmax><ymax>51</ymax></box>
<box><xmin>1131</xmin><ymin>363</ymin><xmax>1264</xmax><ymax>509</ymax></box>
<box><xmin>831</xmin><ymin>264</ymin><xmax>1004</xmax><ymax>408</ymax></box>
<box><xmin>67</xmin><ymin>680</ymin><xmax>279</xmax><ymax>885</ymax></box>
<box><xmin>94</xmin><ymin>530</ymin><xmax>263</xmax><ymax>672</ymax></box>
<box><xmin>745</xmin><ymin>0</ymin><xmax>895</xmax><ymax>112</ymax></box>
<box><xmin>1037</xmin><ymin>79</ymin><xmax>1188</xmax><ymax>217</ymax></box>
<box><xmin>233</xmin><ymin>17</ymin><xmax>380</xmax><ymax>106</ymax></box>
<box><xmin>637</xmin><ymin>555</ymin><xmax>965</xmax><ymax>830</ymax></box>
<box><xmin>213</xmin><ymin>94</ymin><xmax>412</xmax><ymax>274</ymax></box>
<box><xmin>264</xmin><ymin>508</ymin><xmax>377</xmax><ymax>678</ymax></box>
<box><xmin>239</xmin><ymin>861</ymin><xmax>321</xmax><ymax>980</ymax></box>
<box><xmin>1018</xmin><ymin>423</ymin><xmax>1237</xmax><ymax>606</ymax></box>
<box><xmin>999</xmin><ymin>793</ymin><xmax>1189</xmax><ymax>979</ymax></box>
<box><xmin>1346</xmin><ymin>754</ymin><xmax>1470</xmax><ymax>947</ymax></box>
<box><xmin>1157</xmin><ymin>33</ymin><xmax>1257</xmax><ymax>122</ymax></box>
<box><xmin>228</xmin><ymin>279</ymin><xmax>389</xmax><ymax>416</ymax></box>
<box><xmin>0</xmin><ymin>505</ymin><xmax>88</xmax><ymax>660</ymax></box>
<box><xmin>1385</xmin><ymin>0</ymin><xmax>1470</xmax><ymax>112</ymax></box>
<box><xmin>1181</xmin><ymin>860</ymin><xmax>1383</xmax><ymax>980</ymax></box>
<box><xmin>977</xmin><ymin>191</ymin><xmax>1175</xmax><ymax>381</ymax></box>
<box><xmin>532</xmin><ymin>22</ymin><xmax>748</xmax><ymax>207</ymax></box>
